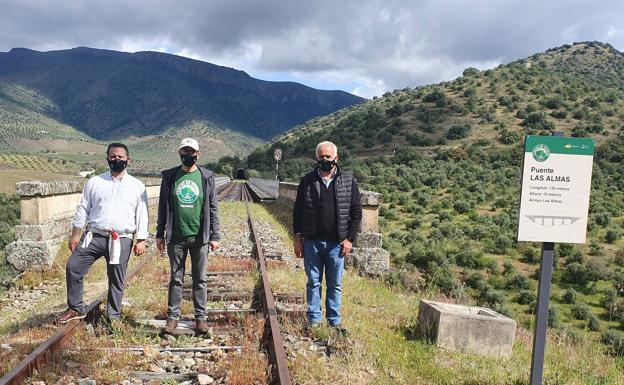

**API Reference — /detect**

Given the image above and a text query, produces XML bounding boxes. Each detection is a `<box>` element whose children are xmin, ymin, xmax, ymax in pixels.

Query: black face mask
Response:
<box><xmin>180</xmin><ymin>153</ymin><xmax>198</xmax><ymax>167</ymax></box>
<box><xmin>317</xmin><ymin>159</ymin><xmax>336</xmax><ymax>172</ymax></box>
<box><xmin>107</xmin><ymin>159</ymin><xmax>128</xmax><ymax>173</ymax></box>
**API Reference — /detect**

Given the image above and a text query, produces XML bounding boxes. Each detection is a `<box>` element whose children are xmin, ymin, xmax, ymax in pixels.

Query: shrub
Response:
<box><xmin>548</xmin><ymin>307</ymin><xmax>562</xmax><ymax>328</ymax></box>
<box><xmin>594</xmin><ymin>212</ymin><xmax>612</xmax><ymax>226</ymax></box>
<box><xmin>502</xmin><ymin>261</ymin><xmax>517</xmax><ymax>276</ymax></box>
<box><xmin>517</xmin><ymin>289</ymin><xmax>536</xmax><ymax>305</ymax></box>
<box><xmin>423</xmin><ymin>89</ymin><xmax>446</xmax><ymax>103</ymax></box>
<box><xmin>453</xmin><ymin>199</ymin><xmax>471</xmax><ymax>213</ymax></box>
<box><xmin>447</xmin><ymin>124</ymin><xmax>472</xmax><ymax>140</ymax></box>
<box><xmin>561</xmin><ymin>288</ymin><xmax>577</xmax><ymax>304</ymax></box>
<box><xmin>506</xmin><ymin>273</ymin><xmax>531</xmax><ymax>290</ymax></box>
<box><xmin>480</xmin><ymin>288</ymin><xmax>505</xmax><ymax>307</ymax></box>
<box><xmin>523</xmin><ymin>247</ymin><xmax>539</xmax><ymax>264</ymax></box>
<box><xmin>601</xmin><ymin>330</ymin><xmax>624</xmax><ymax>356</ymax></box>
<box><xmin>557</xmin><ymin>243</ymin><xmax>576</xmax><ymax>258</ymax></box>
<box><xmin>588</xmin><ymin>315</ymin><xmax>600</xmax><ymax>331</ymax></box>
<box><xmin>571</xmin><ymin>303</ymin><xmax>592</xmax><ymax>320</ymax></box>
<box><xmin>562</xmin><ymin>262</ymin><xmax>589</xmax><ymax>285</ymax></box>
<box><xmin>605</xmin><ymin>229</ymin><xmax>621</xmax><ymax>244</ymax></box>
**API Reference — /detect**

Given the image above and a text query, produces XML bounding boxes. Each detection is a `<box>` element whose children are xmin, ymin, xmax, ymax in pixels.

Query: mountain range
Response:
<box><xmin>0</xmin><ymin>47</ymin><xmax>364</xmax><ymax>169</ymax></box>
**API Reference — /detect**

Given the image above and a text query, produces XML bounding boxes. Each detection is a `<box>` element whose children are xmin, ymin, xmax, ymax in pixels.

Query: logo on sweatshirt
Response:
<box><xmin>176</xmin><ymin>180</ymin><xmax>199</xmax><ymax>205</ymax></box>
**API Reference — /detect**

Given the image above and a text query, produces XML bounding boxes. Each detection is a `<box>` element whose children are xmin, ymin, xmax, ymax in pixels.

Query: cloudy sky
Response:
<box><xmin>1</xmin><ymin>0</ymin><xmax>622</xmax><ymax>98</ymax></box>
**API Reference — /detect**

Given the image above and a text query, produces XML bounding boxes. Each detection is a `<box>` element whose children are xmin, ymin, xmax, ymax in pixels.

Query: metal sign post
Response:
<box><xmin>273</xmin><ymin>148</ymin><xmax>282</xmax><ymax>181</ymax></box>
<box><xmin>529</xmin><ymin>241</ymin><xmax>554</xmax><ymax>385</ymax></box>
<box><xmin>517</xmin><ymin>134</ymin><xmax>594</xmax><ymax>385</ymax></box>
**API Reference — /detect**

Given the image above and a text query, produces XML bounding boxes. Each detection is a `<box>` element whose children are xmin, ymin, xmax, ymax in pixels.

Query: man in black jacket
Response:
<box><xmin>293</xmin><ymin>141</ymin><xmax>362</xmax><ymax>334</ymax></box>
<box><xmin>156</xmin><ymin>138</ymin><xmax>220</xmax><ymax>335</ymax></box>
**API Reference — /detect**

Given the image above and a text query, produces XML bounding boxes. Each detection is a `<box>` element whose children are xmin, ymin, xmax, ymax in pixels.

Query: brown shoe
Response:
<box><xmin>195</xmin><ymin>319</ymin><xmax>209</xmax><ymax>334</ymax></box>
<box><xmin>58</xmin><ymin>309</ymin><xmax>86</xmax><ymax>324</ymax></box>
<box><xmin>161</xmin><ymin>319</ymin><xmax>178</xmax><ymax>334</ymax></box>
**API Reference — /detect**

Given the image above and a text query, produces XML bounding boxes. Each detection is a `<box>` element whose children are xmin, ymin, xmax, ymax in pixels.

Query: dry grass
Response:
<box><xmin>222</xmin><ymin>315</ymin><xmax>269</xmax><ymax>385</ymax></box>
<box><xmin>209</xmin><ymin>256</ymin><xmax>255</xmax><ymax>271</ymax></box>
<box><xmin>0</xmin><ymin>324</ymin><xmax>56</xmax><ymax>376</ymax></box>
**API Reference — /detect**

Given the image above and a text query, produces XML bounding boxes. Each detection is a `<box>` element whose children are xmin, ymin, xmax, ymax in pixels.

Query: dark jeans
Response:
<box><xmin>66</xmin><ymin>233</ymin><xmax>133</xmax><ymax>318</ymax></box>
<box><xmin>167</xmin><ymin>236</ymin><xmax>209</xmax><ymax>320</ymax></box>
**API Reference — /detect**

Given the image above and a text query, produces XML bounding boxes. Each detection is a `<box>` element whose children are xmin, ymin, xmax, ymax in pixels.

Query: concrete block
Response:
<box><xmin>6</xmin><ymin>238</ymin><xmax>63</xmax><ymax>271</ymax></box>
<box><xmin>418</xmin><ymin>300</ymin><xmax>516</xmax><ymax>359</ymax></box>
<box><xmin>14</xmin><ymin>221</ymin><xmax>70</xmax><ymax>241</ymax></box>
<box><xmin>360</xmin><ymin>190</ymin><xmax>382</xmax><ymax>206</ymax></box>
<box><xmin>354</xmin><ymin>232</ymin><xmax>382</xmax><ymax>248</ymax></box>
<box><xmin>361</xmin><ymin>206</ymin><xmax>379</xmax><ymax>232</ymax></box>
<box><xmin>347</xmin><ymin>247</ymin><xmax>390</xmax><ymax>275</ymax></box>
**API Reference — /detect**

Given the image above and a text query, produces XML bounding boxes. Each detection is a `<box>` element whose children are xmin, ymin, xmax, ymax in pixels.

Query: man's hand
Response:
<box><xmin>68</xmin><ymin>227</ymin><xmax>82</xmax><ymax>252</ymax></box>
<box><xmin>340</xmin><ymin>239</ymin><xmax>353</xmax><ymax>257</ymax></box>
<box><xmin>134</xmin><ymin>240</ymin><xmax>146</xmax><ymax>256</ymax></box>
<box><xmin>209</xmin><ymin>240</ymin><xmax>220</xmax><ymax>252</ymax></box>
<box><xmin>294</xmin><ymin>237</ymin><xmax>303</xmax><ymax>258</ymax></box>
<box><xmin>156</xmin><ymin>238</ymin><xmax>166</xmax><ymax>253</ymax></box>
<box><xmin>68</xmin><ymin>234</ymin><xmax>81</xmax><ymax>252</ymax></box>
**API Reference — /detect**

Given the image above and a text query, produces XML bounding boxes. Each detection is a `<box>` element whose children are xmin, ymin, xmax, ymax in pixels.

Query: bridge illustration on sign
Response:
<box><xmin>525</xmin><ymin>215</ymin><xmax>581</xmax><ymax>227</ymax></box>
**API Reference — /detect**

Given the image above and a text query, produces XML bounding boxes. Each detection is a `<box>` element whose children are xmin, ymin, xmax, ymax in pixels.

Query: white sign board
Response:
<box><xmin>274</xmin><ymin>148</ymin><xmax>282</xmax><ymax>161</ymax></box>
<box><xmin>517</xmin><ymin>136</ymin><xmax>594</xmax><ymax>243</ymax></box>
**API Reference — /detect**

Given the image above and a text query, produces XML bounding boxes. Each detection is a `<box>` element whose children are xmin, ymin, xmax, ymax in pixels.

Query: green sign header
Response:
<box><xmin>524</xmin><ymin>136</ymin><xmax>595</xmax><ymax>157</ymax></box>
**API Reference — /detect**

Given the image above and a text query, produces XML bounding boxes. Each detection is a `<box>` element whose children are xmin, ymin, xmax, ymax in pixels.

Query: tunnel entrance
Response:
<box><xmin>236</xmin><ymin>168</ymin><xmax>247</xmax><ymax>179</ymax></box>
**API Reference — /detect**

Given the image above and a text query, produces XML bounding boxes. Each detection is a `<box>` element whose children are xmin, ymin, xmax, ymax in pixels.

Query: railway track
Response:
<box><xmin>0</xmin><ymin>181</ymin><xmax>298</xmax><ymax>385</ymax></box>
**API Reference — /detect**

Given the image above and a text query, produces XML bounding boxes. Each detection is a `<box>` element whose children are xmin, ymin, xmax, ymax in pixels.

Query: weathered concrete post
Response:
<box><xmin>278</xmin><ymin>181</ymin><xmax>389</xmax><ymax>275</ymax></box>
<box><xmin>6</xmin><ymin>180</ymin><xmax>84</xmax><ymax>271</ymax></box>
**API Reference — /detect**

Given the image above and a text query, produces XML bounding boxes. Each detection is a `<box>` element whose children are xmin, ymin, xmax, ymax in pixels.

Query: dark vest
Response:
<box><xmin>301</xmin><ymin>169</ymin><xmax>353</xmax><ymax>241</ymax></box>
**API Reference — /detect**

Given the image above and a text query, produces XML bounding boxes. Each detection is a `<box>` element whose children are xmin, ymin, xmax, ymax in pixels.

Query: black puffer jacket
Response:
<box><xmin>293</xmin><ymin>168</ymin><xmax>362</xmax><ymax>242</ymax></box>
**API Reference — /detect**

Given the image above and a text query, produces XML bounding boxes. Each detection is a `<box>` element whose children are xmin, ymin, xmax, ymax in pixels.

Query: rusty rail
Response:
<box><xmin>2</xmin><ymin>181</ymin><xmax>293</xmax><ymax>385</ymax></box>
<box><xmin>0</xmin><ymin>251</ymin><xmax>156</xmax><ymax>385</ymax></box>
<box><xmin>245</xmin><ymin>187</ymin><xmax>292</xmax><ymax>385</ymax></box>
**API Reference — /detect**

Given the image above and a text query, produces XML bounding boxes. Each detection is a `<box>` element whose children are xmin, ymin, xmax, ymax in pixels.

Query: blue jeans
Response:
<box><xmin>303</xmin><ymin>239</ymin><xmax>344</xmax><ymax>326</ymax></box>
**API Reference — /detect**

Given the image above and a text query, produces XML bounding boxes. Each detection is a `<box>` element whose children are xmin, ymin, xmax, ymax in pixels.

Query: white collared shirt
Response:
<box><xmin>72</xmin><ymin>171</ymin><xmax>149</xmax><ymax>239</ymax></box>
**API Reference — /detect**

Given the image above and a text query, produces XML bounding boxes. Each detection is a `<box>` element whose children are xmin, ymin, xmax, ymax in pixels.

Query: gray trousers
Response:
<box><xmin>66</xmin><ymin>233</ymin><xmax>133</xmax><ymax>318</ymax></box>
<box><xmin>167</xmin><ymin>237</ymin><xmax>209</xmax><ymax>320</ymax></box>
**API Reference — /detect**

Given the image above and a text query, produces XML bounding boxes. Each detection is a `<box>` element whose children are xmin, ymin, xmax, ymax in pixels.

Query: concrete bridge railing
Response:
<box><xmin>279</xmin><ymin>182</ymin><xmax>389</xmax><ymax>275</ymax></box>
<box><xmin>6</xmin><ymin>177</ymin><xmax>388</xmax><ymax>275</ymax></box>
<box><xmin>6</xmin><ymin>179</ymin><xmax>161</xmax><ymax>271</ymax></box>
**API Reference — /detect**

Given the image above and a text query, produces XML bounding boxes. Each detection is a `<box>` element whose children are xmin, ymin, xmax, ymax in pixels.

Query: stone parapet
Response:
<box><xmin>16</xmin><ymin>180</ymin><xmax>84</xmax><ymax>197</ymax></box>
<box><xmin>278</xmin><ymin>181</ymin><xmax>388</xmax><ymax>275</ymax></box>
<box><xmin>417</xmin><ymin>300</ymin><xmax>517</xmax><ymax>359</ymax></box>
<box><xmin>279</xmin><ymin>182</ymin><xmax>298</xmax><ymax>201</ymax></box>
<box><xmin>8</xmin><ymin>175</ymin><xmax>163</xmax><ymax>271</ymax></box>
<box><xmin>278</xmin><ymin>182</ymin><xmax>382</xmax><ymax>233</ymax></box>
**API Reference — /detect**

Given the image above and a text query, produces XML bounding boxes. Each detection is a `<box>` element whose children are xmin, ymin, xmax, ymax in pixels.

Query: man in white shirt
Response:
<box><xmin>58</xmin><ymin>143</ymin><xmax>149</xmax><ymax>323</ymax></box>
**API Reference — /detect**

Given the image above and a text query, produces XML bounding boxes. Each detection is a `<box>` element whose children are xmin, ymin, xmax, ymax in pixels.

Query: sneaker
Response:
<box><xmin>195</xmin><ymin>319</ymin><xmax>209</xmax><ymax>334</ymax></box>
<box><xmin>161</xmin><ymin>319</ymin><xmax>178</xmax><ymax>335</ymax></box>
<box><xmin>58</xmin><ymin>309</ymin><xmax>86</xmax><ymax>324</ymax></box>
<box><xmin>331</xmin><ymin>324</ymin><xmax>349</xmax><ymax>337</ymax></box>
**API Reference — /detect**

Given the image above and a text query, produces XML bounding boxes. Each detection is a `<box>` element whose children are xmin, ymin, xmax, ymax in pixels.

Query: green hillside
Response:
<box><xmin>237</xmin><ymin>41</ymin><xmax>624</xmax><ymax>355</ymax></box>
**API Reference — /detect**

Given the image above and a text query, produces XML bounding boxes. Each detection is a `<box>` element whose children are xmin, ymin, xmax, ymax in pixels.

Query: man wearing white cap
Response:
<box><xmin>156</xmin><ymin>138</ymin><xmax>220</xmax><ymax>334</ymax></box>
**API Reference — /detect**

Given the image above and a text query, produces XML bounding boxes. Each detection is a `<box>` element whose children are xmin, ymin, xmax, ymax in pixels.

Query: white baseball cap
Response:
<box><xmin>179</xmin><ymin>138</ymin><xmax>199</xmax><ymax>151</ymax></box>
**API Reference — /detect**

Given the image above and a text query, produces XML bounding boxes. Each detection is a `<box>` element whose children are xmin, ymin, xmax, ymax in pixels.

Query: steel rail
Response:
<box><xmin>244</xmin><ymin>182</ymin><xmax>292</xmax><ymax>385</ymax></box>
